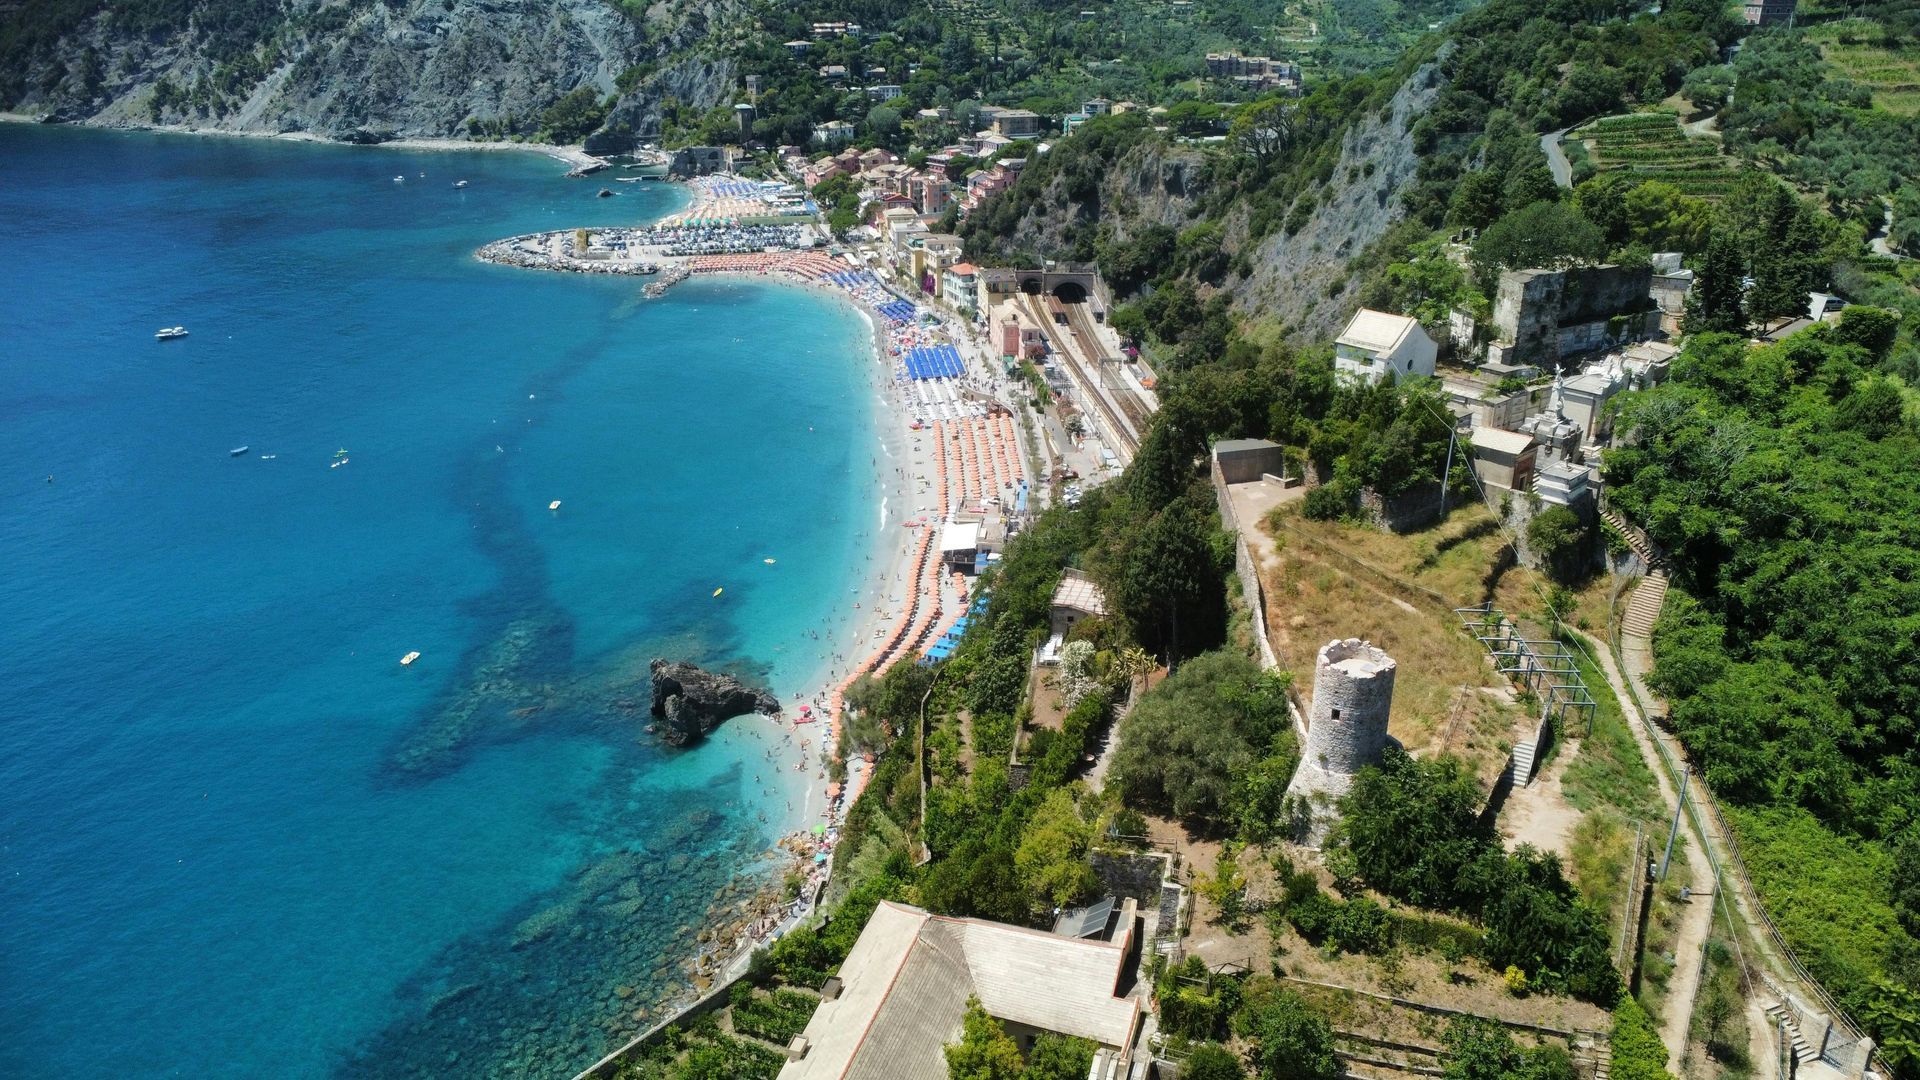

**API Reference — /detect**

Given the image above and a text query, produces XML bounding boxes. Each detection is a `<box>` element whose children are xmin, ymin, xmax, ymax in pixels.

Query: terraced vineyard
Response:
<box><xmin>1575</xmin><ymin>112</ymin><xmax>1742</xmax><ymax>199</ymax></box>
<box><xmin>1809</xmin><ymin>20</ymin><xmax>1920</xmax><ymax>115</ymax></box>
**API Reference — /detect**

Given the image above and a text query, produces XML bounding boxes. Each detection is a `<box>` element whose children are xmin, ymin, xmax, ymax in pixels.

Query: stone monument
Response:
<box><xmin>1285</xmin><ymin>638</ymin><xmax>1397</xmax><ymax>846</ymax></box>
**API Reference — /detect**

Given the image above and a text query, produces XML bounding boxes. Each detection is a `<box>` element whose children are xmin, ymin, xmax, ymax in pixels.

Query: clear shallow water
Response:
<box><xmin>0</xmin><ymin>126</ymin><xmax>883</xmax><ymax>1078</ymax></box>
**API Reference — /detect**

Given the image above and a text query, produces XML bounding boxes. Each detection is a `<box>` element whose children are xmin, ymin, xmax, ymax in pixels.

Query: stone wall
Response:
<box><xmin>1358</xmin><ymin>479</ymin><xmax>1448</xmax><ymax>534</ymax></box>
<box><xmin>1491</xmin><ymin>265</ymin><xmax>1657</xmax><ymax>367</ymax></box>
<box><xmin>1210</xmin><ymin>462</ymin><xmax>1306</xmax><ymax>737</ymax></box>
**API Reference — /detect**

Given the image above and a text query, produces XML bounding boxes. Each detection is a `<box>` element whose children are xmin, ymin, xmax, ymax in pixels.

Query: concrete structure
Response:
<box><xmin>775</xmin><ymin>901</ymin><xmax>1143</xmax><ymax>1080</ymax></box>
<box><xmin>909</xmin><ymin>234</ymin><xmax>964</xmax><ymax>294</ymax></box>
<box><xmin>1284</xmin><ymin>639</ymin><xmax>1397</xmax><ymax>846</ymax></box>
<box><xmin>993</xmin><ymin>109</ymin><xmax>1045</xmax><ymax>138</ymax></box>
<box><xmin>668</xmin><ymin>146</ymin><xmax>726</xmax><ymax>177</ymax></box>
<box><xmin>1533</xmin><ymin>459</ymin><xmax>1593</xmax><ymax>507</ymax></box>
<box><xmin>1518</xmin><ymin>377</ymin><xmax>1583</xmax><ymax>462</ymax></box>
<box><xmin>1213</xmin><ymin>438</ymin><xmax>1287</xmax><ymax>484</ymax></box>
<box><xmin>1204</xmin><ymin>51</ymin><xmax>1302</xmax><ymax>91</ymax></box>
<box><xmin>1471</xmin><ymin>427</ymin><xmax>1537</xmax><ymax>492</ymax></box>
<box><xmin>1334</xmin><ymin>309</ymin><xmax>1438</xmax><ymax>384</ymax></box>
<box><xmin>1744</xmin><ymin>0</ymin><xmax>1796</xmax><ymax>26</ymax></box>
<box><xmin>1486</xmin><ymin>265</ymin><xmax>1660</xmax><ymax>368</ymax></box>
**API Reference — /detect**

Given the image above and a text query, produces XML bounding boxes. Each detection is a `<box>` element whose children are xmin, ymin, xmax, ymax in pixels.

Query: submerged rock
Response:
<box><xmin>647</xmin><ymin>659</ymin><xmax>778</xmax><ymax>745</ymax></box>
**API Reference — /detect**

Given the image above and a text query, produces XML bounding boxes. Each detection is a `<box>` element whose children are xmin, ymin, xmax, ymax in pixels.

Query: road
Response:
<box><xmin>1541</xmin><ymin>129</ymin><xmax>1573</xmax><ymax>189</ymax></box>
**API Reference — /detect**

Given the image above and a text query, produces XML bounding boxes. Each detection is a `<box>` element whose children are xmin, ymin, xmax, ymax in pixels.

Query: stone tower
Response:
<box><xmin>1284</xmin><ymin>638</ymin><xmax>1397</xmax><ymax>846</ymax></box>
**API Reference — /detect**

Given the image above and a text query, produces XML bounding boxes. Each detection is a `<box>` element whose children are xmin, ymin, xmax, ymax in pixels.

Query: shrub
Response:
<box><xmin>1611</xmin><ymin>997</ymin><xmax>1677</xmax><ymax>1080</ymax></box>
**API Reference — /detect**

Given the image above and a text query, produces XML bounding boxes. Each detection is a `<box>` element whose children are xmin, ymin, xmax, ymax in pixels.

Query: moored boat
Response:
<box><xmin>156</xmin><ymin>326</ymin><xmax>188</xmax><ymax>341</ymax></box>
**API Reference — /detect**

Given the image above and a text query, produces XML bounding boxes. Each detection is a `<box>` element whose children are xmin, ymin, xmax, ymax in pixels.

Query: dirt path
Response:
<box><xmin>1570</xmin><ymin>629</ymin><xmax>1716</xmax><ymax>1069</ymax></box>
<box><xmin>1663</xmin><ymin>879</ymin><xmax>1718</xmax><ymax>1074</ymax></box>
<box><xmin>1498</xmin><ymin>751</ymin><xmax>1581</xmax><ymax>861</ymax></box>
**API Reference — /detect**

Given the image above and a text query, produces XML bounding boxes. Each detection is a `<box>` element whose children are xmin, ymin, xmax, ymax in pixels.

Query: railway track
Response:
<box><xmin>1062</xmin><ymin>297</ymin><xmax>1152</xmax><ymax>437</ymax></box>
<box><xmin>1019</xmin><ymin>291</ymin><xmax>1139</xmax><ymax>460</ymax></box>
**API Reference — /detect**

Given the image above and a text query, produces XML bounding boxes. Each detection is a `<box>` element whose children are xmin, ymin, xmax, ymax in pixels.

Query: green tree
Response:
<box><xmin>944</xmin><ymin>998</ymin><xmax>1024</xmax><ymax>1080</ymax></box>
<box><xmin>1611</xmin><ymin>997</ymin><xmax>1677</xmax><ymax>1080</ymax></box>
<box><xmin>1471</xmin><ymin>202</ymin><xmax>1606</xmax><ymax>289</ymax></box>
<box><xmin>1241</xmin><ymin>989</ymin><xmax>1341</xmax><ymax>1080</ymax></box>
<box><xmin>1183</xmin><ymin>1043</ymin><xmax>1249</xmax><ymax>1080</ymax></box>
<box><xmin>1110</xmin><ymin>650</ymin><xmax>1292</xmax><ymax>832</ymax></box>
<box><xmin>1527</xmin><ymin>505</ymin><xmax>1590</xmax><ymax>583</ymax></box>
<box><xmin>1014</xmin><ymin>787</ymin><xmax>1100</xmax><ymax>909</ymax></box>
<box><xmin>1026</xmin><ymin>1033</ymin><xmax>1098</xmax><ymax>1080</ymax></box>
<box><xmin>1684</xmin><ymin>228</ymin><xmax>1746</xmax><ymax>335</ymax></box>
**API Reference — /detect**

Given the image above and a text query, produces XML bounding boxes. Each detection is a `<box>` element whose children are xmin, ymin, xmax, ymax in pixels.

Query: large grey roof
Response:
<box><xmin>777</xmin><ymin>901</ymin><xmax>1140</xmax><ymax>1080</ymax></box>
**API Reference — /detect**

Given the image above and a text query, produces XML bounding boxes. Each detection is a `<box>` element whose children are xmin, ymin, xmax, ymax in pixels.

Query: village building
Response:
<box><xmin>1470</xmin><ymin>427</ymin><xmax>1538</xmax><ymax>493</ymax></box>
<box><xmin>812</xmin><ymin>119</ymin><xmax>855</xmax><ymax>146</ymax></box>
<box><xmin>992</xmin><ymin>109</ymin><xmax>1045</xmax><ymax>138</ymax></box>
<box><xmin>943</xmin><ymin>262</ymin><xmax>982</xmax><ymax>319</ymax></box>
<box><xmin>774</xmin><ymin>900</ymin><xmax>1143</xmax><ymax>1080</ymax></box>
<box><xmin>1334</xmin><ymin>309</ymin><xmax>1439</xmax><ymax>384</ymax></box>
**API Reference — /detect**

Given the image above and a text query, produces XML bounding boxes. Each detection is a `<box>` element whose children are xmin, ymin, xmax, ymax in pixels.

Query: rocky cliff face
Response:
<box><xmin>1231</xmin><ymin>54</ymin><xmax>1449</xmax><ymax>337</ymax></box>
<box><xmin>647</xmin><ymin>659</ymin><xmax>778</xmax><ymax>746</ymax></box>
<box><xmin>3</xmin><ymin>0</ymin><xmax>740</xmax><ymax>143</ymax></box>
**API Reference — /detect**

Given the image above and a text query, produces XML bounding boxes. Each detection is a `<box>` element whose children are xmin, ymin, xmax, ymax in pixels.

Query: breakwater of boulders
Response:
<box><xmin>477</xmin><ymin>233</ymin><xmax>662</xmax><ymax>276</ymax></box>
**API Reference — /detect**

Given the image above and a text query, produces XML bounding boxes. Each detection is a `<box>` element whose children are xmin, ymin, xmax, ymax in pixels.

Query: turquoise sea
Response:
<box><xmin>0</xmin><ymin>125</ymin><xmax>886</xmax><ymax>1078</ymax></box>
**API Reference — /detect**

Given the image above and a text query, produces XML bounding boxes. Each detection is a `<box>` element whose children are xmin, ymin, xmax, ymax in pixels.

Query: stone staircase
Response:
<box><xmin>1605</xmin><ymin>506</ymin><xmax>1671</xmax><ymax>641</ymax></box>
<box><xmin>1764</xmin><ymin>1001</ymin><xmax>1822</xmax><ymax>1069</ymax></box>
<box><xmin>1621</xmin><ymin>572</ymin><xmax>1669</xmax><ymax>639</ymax></box>
<box><xmin>1507</xmin><ymin>739</ymin><xmax>1539</xmax><ymax>788</ymax></box>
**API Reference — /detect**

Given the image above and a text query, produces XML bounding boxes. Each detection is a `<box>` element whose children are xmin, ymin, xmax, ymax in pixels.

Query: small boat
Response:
<box><xmin>261</xmin><ymin>454</ymin><xmax>277</xmax><ymax>460</ymax></box>
<box><xmin>712</xmin><ymin>587</ymin><xmax>724</xmax><ymax>598</ymax></box>
<box><xmin>548</xmin><ymin>500</ymin><xmax>562</xmax><ymax>511</ymax></box>
<box><xmin>229</xmin><ymin>446</ymin><xmax>249</xmax><ymax>457</ymax></box>
<box><xmin>155</xmin><ymin>326</ymin><xmax>188</xmax><ymax>341</ymax></box>
<box><xmin>400</xmin><ymin>651</ymin><xmax>421</xmax><ymax>666</ymax></box>
<box><xmin>333</xmin><ymin>448</ymin><xmax>350</xmax><ymax>458</ymax></box>
<box><xmin>763</xmin><ymin>558</ymin><xmax>776</xmax><ymax>564</ymax></box>
<box><xmin>596</xmin><ymin>188</ymin><xmax>614</xmax><ymax>198</ymax></box>
<box><xmin>393</xmin><ymin>175</ymin><xmax>404</xmax><ymax>182</ymax></box>
<box><xmin>454</xmin><ymin>180</ymin><xmax>468</xmax><ymax>188</ymax></box>
<box><xmin>331</xmin><ymin>458</ymin><xmax>348</xmax><ymax>469</ymax></box>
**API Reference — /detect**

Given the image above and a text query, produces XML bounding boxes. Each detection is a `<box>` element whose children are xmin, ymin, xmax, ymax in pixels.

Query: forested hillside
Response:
<box><xmin>1604</xmin><ymin>320</ymin><xmax>1920</xmax><ymax>1072</ymax></box>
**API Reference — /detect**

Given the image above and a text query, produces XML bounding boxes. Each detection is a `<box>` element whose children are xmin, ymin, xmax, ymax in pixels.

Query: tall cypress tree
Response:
<box><xmin>1685</xmin><ymin>227</ymin><xmax>1746</xmax><ymax>335</ymax></box>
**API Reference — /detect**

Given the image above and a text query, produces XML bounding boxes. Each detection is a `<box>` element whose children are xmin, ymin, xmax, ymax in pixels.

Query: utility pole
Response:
<box><xmin>1439</xmin><ymin>422</ymin><xmax>1458</xmax><ymax>517</ymax></box>
<box><xmin>1659</xmin><ymin>764</ymin><xmax>1691</xmax><ymax>881</ymax></box>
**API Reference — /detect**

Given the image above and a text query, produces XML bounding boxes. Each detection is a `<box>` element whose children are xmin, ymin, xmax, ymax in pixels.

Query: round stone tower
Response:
<box><xmin>1284</xmin><ymin>638</ymin><xmax>1396</xmax><ymax>846</ymax></box>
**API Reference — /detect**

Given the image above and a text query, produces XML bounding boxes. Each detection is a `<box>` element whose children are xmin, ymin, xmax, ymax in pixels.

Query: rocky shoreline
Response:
<box><xmin>647</xmin><ymin>659</ymin><xmax>780</xmax><ymax>746</ymax></box>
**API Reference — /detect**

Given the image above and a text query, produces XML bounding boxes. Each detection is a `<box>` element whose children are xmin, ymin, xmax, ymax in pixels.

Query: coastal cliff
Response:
<box><xmin>648</xmin><ymin>659</ymin><xmax>778</xmax><ymax>746</ymax></box>
<box><xmin>0</xmin><ymin>0</ymin><xmax>740</xmax><ymax>144</ymax></box>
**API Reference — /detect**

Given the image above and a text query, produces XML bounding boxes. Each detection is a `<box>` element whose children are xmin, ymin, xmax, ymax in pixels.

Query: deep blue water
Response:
<box><xmin>0</xmin><ymin>126</ymin><xmax>884</xmax><ymax>1078</ymax></box>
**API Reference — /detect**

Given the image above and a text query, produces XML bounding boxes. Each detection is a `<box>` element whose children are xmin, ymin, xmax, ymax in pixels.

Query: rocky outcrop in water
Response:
<box><xmin>648</xmin><ymin>659</ymin><xmax>777</xmax><ymax>746</ymax></box>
